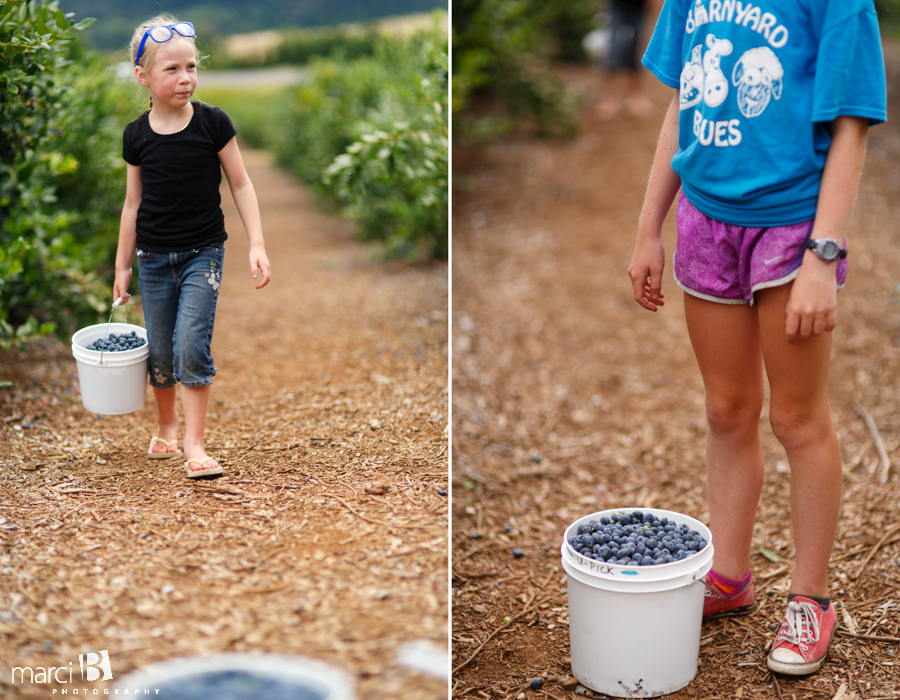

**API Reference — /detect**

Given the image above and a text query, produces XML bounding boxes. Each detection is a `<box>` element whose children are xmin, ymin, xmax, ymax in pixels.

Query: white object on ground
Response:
<box><xmin>397</xmin><ymin>640</ymin><xmax>449</xmax><ymax>680</ymax></box>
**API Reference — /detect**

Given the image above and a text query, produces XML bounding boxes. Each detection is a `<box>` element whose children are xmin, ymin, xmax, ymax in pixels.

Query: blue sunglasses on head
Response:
<box><xmin>135</xmin><ymin>22</ymin><xmax>196</xmax><ymax>67</ymax></box>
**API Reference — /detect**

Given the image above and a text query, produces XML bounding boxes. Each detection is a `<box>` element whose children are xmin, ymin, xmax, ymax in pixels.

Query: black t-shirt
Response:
<box><xmin>122</xmin><ymin>102</ymin><xmax>237</xmax><ymax>252</ymax></box>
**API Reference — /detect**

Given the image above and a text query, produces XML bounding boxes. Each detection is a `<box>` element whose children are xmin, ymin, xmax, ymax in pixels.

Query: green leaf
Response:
<box><xmin>758</xmin><ymin>547</ymin><xmax>780</xmax><ymax>563</ymax></box>
<box><xmin>73</xmin><ymin>18</ymin><xmax>95</xmax><ymax>31</ymax></box>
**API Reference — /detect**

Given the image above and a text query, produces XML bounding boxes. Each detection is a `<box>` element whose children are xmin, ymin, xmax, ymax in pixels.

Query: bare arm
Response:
<box><xmin>218</xmin><ymin>136</ymin><xmax>271</xmax><ymax>289</ymax></box>
<box><xmin>785</xmin><ymin>116</ymin><xmax>869</xmax><ymax>342</ymax></box>
<box><xmin>628</xmin><ymin>88</ymin><xmax>682</xmax><ymax>311</ymax></box>
<box><xmin>113</xmin><ymin>163</ymin><xmax>142</xmax><ymax>304</ymax></box>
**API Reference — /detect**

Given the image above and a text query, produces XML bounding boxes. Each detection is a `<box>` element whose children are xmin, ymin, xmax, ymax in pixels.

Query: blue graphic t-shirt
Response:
<box><xmin>643</xmin><ymin>0</ymin><xmax>887</xmax><ymax>226</ymax></box>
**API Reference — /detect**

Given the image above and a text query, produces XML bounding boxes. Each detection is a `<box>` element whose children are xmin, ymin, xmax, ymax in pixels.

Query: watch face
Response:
<box><xmin>821</xmin><ymin>240</ymin><xmax>838</xmax><ymax>260</ymax></box>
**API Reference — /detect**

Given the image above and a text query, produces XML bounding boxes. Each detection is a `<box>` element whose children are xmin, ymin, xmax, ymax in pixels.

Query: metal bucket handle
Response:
<box><xmin>99</xmin><ymin>297</ymin><xmax>127</xmax><ymax>366</ymax></box>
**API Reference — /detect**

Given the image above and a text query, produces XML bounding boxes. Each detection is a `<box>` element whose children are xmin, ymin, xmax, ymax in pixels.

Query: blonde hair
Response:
<box><xmin>129</xmin><ymin>14</ymin><xmax>201</xmax><ymax>71</ymax></box>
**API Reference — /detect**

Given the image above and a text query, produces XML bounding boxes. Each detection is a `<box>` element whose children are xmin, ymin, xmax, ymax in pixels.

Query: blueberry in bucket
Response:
<box><xmin>567</xmin><ymin>510</ymin><xmax>707</xmax><ymax>567</ymax></box>
<box><xmin>86</xmin><ymin>332</ymin><xmax>147</xmax><ymax>352</ymax></box>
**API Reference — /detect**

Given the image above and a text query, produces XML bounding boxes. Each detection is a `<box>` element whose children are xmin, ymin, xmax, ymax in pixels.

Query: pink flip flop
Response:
<box><xmin>147</xmin><ymin>437</ymin><xmax>182</xmax><ymax>460</ymax></box>
<box><xmin>184</xmin><ymin>458</ymin><xmax>223</xmax><ymax>478</ymax></box>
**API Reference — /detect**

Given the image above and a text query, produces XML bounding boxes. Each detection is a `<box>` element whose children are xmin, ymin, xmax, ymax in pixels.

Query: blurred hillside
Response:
<box><xmin>63</xmin><ymin>0</ymin><xmax>448</xmax><ymax>51</ymax></box>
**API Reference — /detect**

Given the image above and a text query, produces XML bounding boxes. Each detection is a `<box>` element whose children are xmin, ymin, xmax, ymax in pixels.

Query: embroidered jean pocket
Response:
<box><xmin>204</xmin><ymin>258</ymin><xmax>222</xmax><ymax>295</ymax></box>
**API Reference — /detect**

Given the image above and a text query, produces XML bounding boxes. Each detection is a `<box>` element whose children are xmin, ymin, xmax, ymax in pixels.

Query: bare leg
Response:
<box><xmin>151</xmin><ymin>386</ymin><xmax>179</xmax><ymax>454</ymax></box>
<box><xmin>757</xmin><ymin>284</ymin><xmax>841</xmax><ymax>598</ymax></box>
<box><xmin>624</xmin><ymin>71</ymin><xmax>653</xmax><ymax>118</ymax></box>
<box><xmin>181</xmin><ymin>384</ymin><xmax>219</xmax><ymax>471</ymax></box>
<box><xmin>684</xmin><ymin>294</ymin><xmax>766</xmax><ymax>580</ymax></box>
<box><xmin>597</xmin><ymin>71</ymin><xmax>628</xmax><ymax>120</ymax></box>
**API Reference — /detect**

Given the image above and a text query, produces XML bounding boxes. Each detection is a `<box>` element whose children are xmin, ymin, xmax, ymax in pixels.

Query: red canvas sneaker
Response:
<box><xmin>702</xmin><ymin>571</ymin><xmax>755</xmax><ymax>618</ymax></box>
<box><xmin>766</xmin><ymin>597</ymin><xmax>837</xmax><ymax>675</ymax></box>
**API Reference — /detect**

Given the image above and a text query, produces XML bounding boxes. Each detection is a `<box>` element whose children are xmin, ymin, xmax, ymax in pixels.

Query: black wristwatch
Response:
<box><xmin>806</xmin><ymin>237</ymin><xmax>847</xmax><ymax>262</ymax></box>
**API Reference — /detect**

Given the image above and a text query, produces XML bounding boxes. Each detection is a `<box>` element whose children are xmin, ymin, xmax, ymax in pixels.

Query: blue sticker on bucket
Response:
<box><xmin>621</xmin><ymin>571</ymin><xmax>639</xmax><ymax>576</ymax></box>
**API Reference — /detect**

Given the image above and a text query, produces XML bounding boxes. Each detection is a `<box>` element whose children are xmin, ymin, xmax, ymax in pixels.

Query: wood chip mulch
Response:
<box><xmin>0</xmin><ymin>149</ymin><xmax>449</xmax><ymax>700</ymax></box>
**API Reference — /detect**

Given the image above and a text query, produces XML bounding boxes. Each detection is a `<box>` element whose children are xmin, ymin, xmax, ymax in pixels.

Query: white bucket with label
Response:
<box><xmin>71</xmin><ymin>322</ymin><xmax>149</xmax><ymax>415</ymax></box>
<box><xmin>560</xmin><ymin>508</ymin><xmax>714</xmax><ymax>698</ymax></box>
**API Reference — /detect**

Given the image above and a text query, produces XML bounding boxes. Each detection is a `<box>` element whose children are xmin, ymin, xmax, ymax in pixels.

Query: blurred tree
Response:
<box><xmin>452</xmin><ymin>0</ymin><xmax>595</xmax><ymax>138</ymax></box>
<box><xmin>875</xmin><ymin>0</ymin><xmax>900</xmax><ymax>28</ymax></box>
<box><xmin>540</xmin><ymin>0</ymin><xmax>599</xmax><ymax>61</ymax></box>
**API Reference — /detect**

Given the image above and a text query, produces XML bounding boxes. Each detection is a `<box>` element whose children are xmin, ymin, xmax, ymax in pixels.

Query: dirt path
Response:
<box><xmin>0</xmin><ymin>149</ymin><xmax>448</xmax><ymax>699</ymax></box>
<box><xmin>452</xmin><ymin>61</ymin><xmax>900</xmax><ymax>699</ymax></box>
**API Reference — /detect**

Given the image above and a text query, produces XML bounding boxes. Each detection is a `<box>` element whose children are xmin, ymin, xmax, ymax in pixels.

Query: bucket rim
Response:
<box><xmin>72</xmin><ymin>322</ymin><xmax>149</xmax><ymax>366</ymax></box>
<box><xmin>562</xmin><ymin>507</ymin><xmax>713</xmax><ymax>582</ymax></box>
<box><xmin>114</xmin><ymin>652</ymin><xmax>356</xmax><ymax>698</ymax></box>
<box><xmin>72</xmin><ymin>322</ymin><xmax>147</xmax><ymax>347</ymax></box>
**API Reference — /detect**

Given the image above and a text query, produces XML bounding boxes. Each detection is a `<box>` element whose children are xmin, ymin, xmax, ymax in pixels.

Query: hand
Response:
<box><xmin>113</xmin><ymin>267</ymin><xmax>132</xmax><ymax>306</ymax></box>
<box><xmin>249</xmin><ymin>244</ymin><xmax>271</xmax><ymax>289</ymax></box>
<box><xmin>785</xmin><ymin>253</ymin><xmax>838</xmax><ymax>342</ymax></box>
<box><xmin>627</xmin><ymin>232</ymin><xmax>666</xmax><ymax>312</ymax></box>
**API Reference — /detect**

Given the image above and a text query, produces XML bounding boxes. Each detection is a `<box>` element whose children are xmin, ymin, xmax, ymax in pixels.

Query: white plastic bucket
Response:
<box><xmin>114</xmin><ymin>653</ymin><xmax>356</xmax><ymax>699</ymax></box>
<box><xmin>561</xmin><ymin>507</ymin><xmax>714</xmax><ymax>698</ymax></box>
<box><xmin>71</xmin><ymin>322</ymin><xmax>149</xmax><ymax>415</ymax></box>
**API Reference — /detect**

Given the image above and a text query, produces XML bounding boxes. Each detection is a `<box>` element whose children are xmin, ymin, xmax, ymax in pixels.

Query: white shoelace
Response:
<box><xmin>777</xmin><ymin>600</ymin><xmax>821</xmax><ymax>647</ymax></box>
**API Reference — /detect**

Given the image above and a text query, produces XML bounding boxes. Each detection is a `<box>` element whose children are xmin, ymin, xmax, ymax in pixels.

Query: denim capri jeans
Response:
<box><xmin>137</xmin><ymin>245</ymin><xmax>223</xmax><ymax>389</ymax></box>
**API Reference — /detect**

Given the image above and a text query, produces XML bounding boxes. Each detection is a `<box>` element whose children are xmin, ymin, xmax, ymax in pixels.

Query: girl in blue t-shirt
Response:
<box><xmin>113</xmin><ymin>15</ymin><xmax>272</xmax><ymax>479</ymax></box>
<box><xmin>628</xmin><ymin>0</ymin><xmax>885</xmax><ymax>676</ymax></box>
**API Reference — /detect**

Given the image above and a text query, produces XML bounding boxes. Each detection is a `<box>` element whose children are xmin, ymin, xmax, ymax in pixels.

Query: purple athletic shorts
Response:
<box><xmin>673</xmin><ymin>193</ymin><xmax>847</xmax><ymax>306</ymax></box>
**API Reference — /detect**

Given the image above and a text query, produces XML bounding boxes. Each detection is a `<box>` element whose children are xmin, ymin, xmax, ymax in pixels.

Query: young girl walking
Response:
<box><xmin>628</xmin><ymin>0</ymin><xmax>885</xmax><ymax>675</ymax></box>
<box><xmin>113</xmin><ymin>15</ymin><xmax>271</xmax><ymax>478</ymax></box>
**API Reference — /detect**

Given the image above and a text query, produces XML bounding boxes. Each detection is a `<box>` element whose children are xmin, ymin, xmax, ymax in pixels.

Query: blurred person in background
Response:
<box><xmin>595</xmin><ymin>0</ymin><xmax>660</xmax><ymax>119</ymax></box>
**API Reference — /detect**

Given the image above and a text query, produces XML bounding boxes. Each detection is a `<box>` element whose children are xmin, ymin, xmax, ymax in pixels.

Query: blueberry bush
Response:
<box><xmin>321</xmin><ymin>28</ymin><xmax>448</xmax><ymax>260</ymax></box>
<box><xmin>1</xmin><ymin>0</ymin><xmax>129</xmax><ymax>347</ymax></box>
<box><xmin>452</xmin><ymin>0</ymin><xmax>596</xmax><ymax>138</ymax></box>
<box><xmin>271</xmin><ymin>25</ymin><xmax>448</xmax><ymax>260</ymax></box>
<box><xmin>201</xmin><ymin>24</ymin><xmax>447</xmax><ymax>261</ymax></box>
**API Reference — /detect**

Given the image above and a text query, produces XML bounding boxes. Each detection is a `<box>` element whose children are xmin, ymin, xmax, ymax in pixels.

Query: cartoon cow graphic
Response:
<box><xmin>679</xmin><ymin>34</ymin><xmax>733</xmax><ymax>110</ymax></box>
<box><xmin>732</xmin><ymin>46</ymin><xmax>784</xmax><ymax>118</ymax></box>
